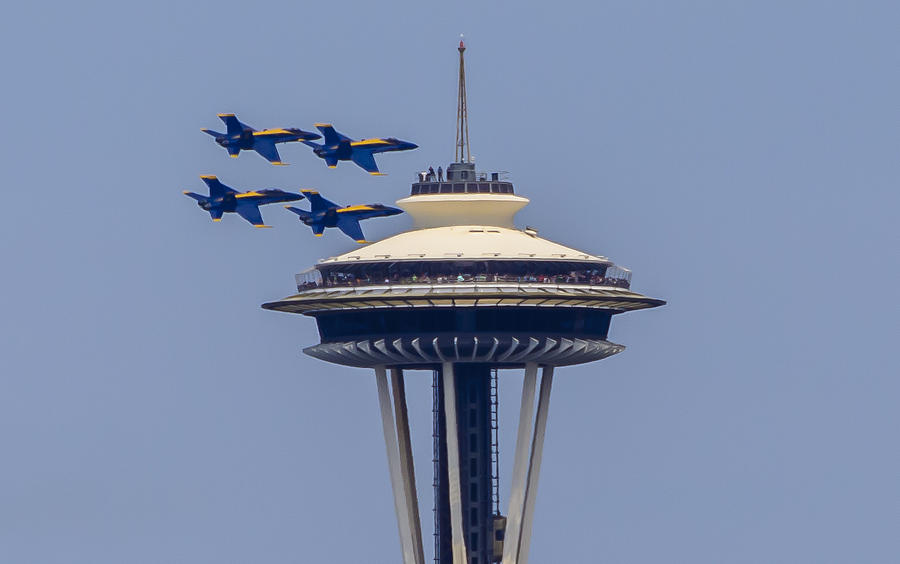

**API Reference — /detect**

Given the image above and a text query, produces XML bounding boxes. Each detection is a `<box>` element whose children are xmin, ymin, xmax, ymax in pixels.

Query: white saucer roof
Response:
<box><xmin>318</xmin><ymin>225</ymin><xmax>611</xmax><ymax>265</ymax></box>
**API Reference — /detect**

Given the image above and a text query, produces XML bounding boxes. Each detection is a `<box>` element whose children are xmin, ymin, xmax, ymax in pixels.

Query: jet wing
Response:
<box><xmin>235</xmin><ymin>203</ymin><xmax>270</xmax><ymax>227</ymax></box>
<box><xmin>350</xmin><ymin>150</ymin><xmax>382</xmax><ymax>175</ymax></box>
<box><xmin>252</xmin><ymin>139</ymin><xmax>285</xmax><ymax>165</ymax></box>
<box><xmin>336</xmin><ymin>216</ymin><xmax>367</xmax><ymax>243</ymax></box>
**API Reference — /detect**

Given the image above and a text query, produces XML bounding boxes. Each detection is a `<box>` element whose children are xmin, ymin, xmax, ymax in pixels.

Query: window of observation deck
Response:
<box><xmin>410</xmin><ymin>182</ymin><xmax>514</xmax><ymax>195</ymax></box>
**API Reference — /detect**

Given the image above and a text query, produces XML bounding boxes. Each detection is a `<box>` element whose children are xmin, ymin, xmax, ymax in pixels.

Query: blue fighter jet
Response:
<box><xmin>284</xmin><ymin>190</ymin><xmax>403</xmax><ymax>243</ymax></box>
<box><xmin>183</xmin><ymin>175</ymin><xmax>302</xmax><ymax>228</ymax></box>
<box><xmin>202</xmin><ymin>114</ymin><xmax>321</xmax><ymax>165</ymax></box>
<box><xmin>301</xmin><ymin>124</ymin><xmax>417</xmax><ymax>175</ymax></box>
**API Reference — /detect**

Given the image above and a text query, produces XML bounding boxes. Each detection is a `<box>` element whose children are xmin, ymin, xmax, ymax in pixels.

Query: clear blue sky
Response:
<box><xmin>1</xmin><ymin>1</ymin><xmax>898</xmax><ymax>562</ymax></box>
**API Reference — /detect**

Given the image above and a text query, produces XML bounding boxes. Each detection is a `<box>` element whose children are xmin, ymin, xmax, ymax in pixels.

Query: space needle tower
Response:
<box><xmin>264</xmin><ymin>40</ymin><xmax>664</xmax><ymax>564</ymax></box>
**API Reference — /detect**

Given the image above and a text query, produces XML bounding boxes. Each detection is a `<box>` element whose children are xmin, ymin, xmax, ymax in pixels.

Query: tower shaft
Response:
<box><xmin>434</xmin><ymin>364</ymin><xmax>494</xmax><ymax>564</ymax></box>
<box><xmin>455</xmin><ymin>40</ymin><xmax>471</xmax><ymax>164</ymax></box>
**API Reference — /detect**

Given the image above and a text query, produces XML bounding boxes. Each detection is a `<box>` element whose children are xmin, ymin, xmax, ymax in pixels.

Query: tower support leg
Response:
<box><xmin>391</xmin><ymin>368</ymin><xmax>426</xmax><ymax>564</ymax></box>
<box><xmin>517</xmin><ymin>366</ymin><xmax>554</xmax><ymax>564</ymax></box>
<box><xmin>502</xmin><ymin>362</ymin><xmax>538</xmax><ymax>564</ymax></box>
<box><xmin>375</xmin><ymin>365</ymin><xmax>417</xmax><ymax>564</ymax></box>
<box><xmin>441</xmin><ymin>361</ymin><xmax>469</xmax><ymax>564</ymax></box>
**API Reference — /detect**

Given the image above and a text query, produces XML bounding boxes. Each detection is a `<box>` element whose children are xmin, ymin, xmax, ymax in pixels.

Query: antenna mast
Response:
<box><xmin>455</xmin><ymin>38</ymin><xmax>471</xmax><ymax>163</ymax></box>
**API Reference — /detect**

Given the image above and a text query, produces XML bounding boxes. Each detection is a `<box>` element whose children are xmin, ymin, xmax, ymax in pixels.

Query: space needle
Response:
<box><xmin>263</xmin><ymin>40</ymin><xmax>665</xmax><ymax>564</ymax></box>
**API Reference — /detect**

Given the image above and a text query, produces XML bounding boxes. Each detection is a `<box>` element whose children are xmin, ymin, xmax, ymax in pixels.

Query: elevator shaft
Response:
<box><xmin>435</xmin><ymin>364</ymin><xmax>495</xmax><ymax>564</ymax></box>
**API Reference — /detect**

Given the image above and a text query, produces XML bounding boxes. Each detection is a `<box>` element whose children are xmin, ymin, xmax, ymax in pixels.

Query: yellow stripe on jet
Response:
<box><xmin>235</xmin><ymin>192</ymin><xmax>265</xmax><ymax>198</ymax></box>
<box><xmin>338</xmin><ymin>205</ymin><xmax>376</xmax><ymax>212</ymax></box>
<box><xmin>253</xmin><ymin>129</ymin><xmax>294</xmax><ymax>136</ymax></box>
<box><xmin>351</xmin><ymin>139</ymin><xmax>390</xmax><ymax>146</ymax></box>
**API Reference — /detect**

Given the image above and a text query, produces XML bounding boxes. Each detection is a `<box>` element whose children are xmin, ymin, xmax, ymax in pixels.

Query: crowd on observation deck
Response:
<box><xmin>296</xmin><ymin>270</ymin><xmax>631</xmax><ymax>291</ymax></box>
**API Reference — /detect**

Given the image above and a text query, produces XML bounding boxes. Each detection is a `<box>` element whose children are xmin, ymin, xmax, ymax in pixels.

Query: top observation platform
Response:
<box><xmin>411</xmin><ymin>162</ymin><xmax>514</xmax><ymax>196</ymax></box>
<box><xmin>397</xmin><ymin>162</ymin><xmax>529</xmax><ymax>230</ymax></box>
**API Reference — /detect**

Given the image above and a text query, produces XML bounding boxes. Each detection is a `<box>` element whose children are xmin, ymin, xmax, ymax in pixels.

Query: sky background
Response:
<box><xmin>1</xmin><ymin>1</ymin><xmax>898</xmax><ymax>562</ymax></box>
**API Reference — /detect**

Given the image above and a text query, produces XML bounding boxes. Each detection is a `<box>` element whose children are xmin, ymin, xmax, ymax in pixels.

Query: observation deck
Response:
<box><xmin>262</xmin><ymin>164</ymin><xmax>664</xmax><ymax>368</ymax></box>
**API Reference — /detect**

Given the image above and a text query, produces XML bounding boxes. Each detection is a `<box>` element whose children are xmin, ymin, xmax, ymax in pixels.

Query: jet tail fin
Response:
<box><xmin>199</xmin><ymin>175</ymin><xmax>236</xmax><ymax>198</ymax></box>
<box><xmin>300</xmin><ymin>190</ymin><xmax>338</xmax><ymax>213</ymax></box>
<box><xmin>315</xmin><ymin>123</ymin><xmax>349</xmax><ymax>146</ymax></box>
<box><xmin>184</xmin><ymin>191</ymin><xmax>223</xmax><ymax>222</ymax></box>
<box><xmin>218</xmin><ymin>113</ymin><xmax>247</xmax><ymax>136</ymax></box>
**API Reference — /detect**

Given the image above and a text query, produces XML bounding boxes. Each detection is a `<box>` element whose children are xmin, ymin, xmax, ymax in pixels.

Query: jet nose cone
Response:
<box><xmin>404</xmin><ymin>142</ymin><xmax>418</xmax><ymax>150</ymax></box>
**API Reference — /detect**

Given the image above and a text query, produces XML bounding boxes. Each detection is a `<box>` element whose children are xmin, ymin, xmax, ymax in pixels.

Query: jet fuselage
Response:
<box><xmin>215</xmin><ymin>128</ymin><xmax>317</xmax><ymax>151</ymax></box>
<box><xmin>297</xmin><ymin>204</ymin><xmax>401</xmax><ymax>228</ymax></box>
<box><xmin>303</xmin><ymin>124</ymin><xmax>417</xmax><ymax>174</ymax></box>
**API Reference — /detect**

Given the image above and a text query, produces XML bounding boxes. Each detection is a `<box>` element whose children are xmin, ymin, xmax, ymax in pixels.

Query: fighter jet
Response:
<box><xmin>301</xmin><ymin>124</ymin><xmax>417</xmax><ymax>175</ymax></box>
<box><xmin>202</xmin><ymin>113</ymin><xmax>321</xmax><ymax>165</ymax></box>
<box><xmin>183</xmin><ymin>175</ymin><xmax>302</xmax><ymax>228</ymax></box>
<box><xmin>284</xmin><ymin>190</ymin><xmax>403</xmax><ymax>243</ymax></box>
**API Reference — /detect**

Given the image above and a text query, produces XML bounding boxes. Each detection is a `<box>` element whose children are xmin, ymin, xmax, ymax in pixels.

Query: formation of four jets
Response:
<box><xmin>186</xmin><ymin>113</ymin><xmax>416</xmax><ymax>242</ymax></box>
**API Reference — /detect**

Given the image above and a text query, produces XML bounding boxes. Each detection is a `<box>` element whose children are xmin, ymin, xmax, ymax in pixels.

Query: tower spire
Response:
<box><xmin>455</xmin><ymin>37</ymin><xmax>471</xmax><ymax>164</ymax></box>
